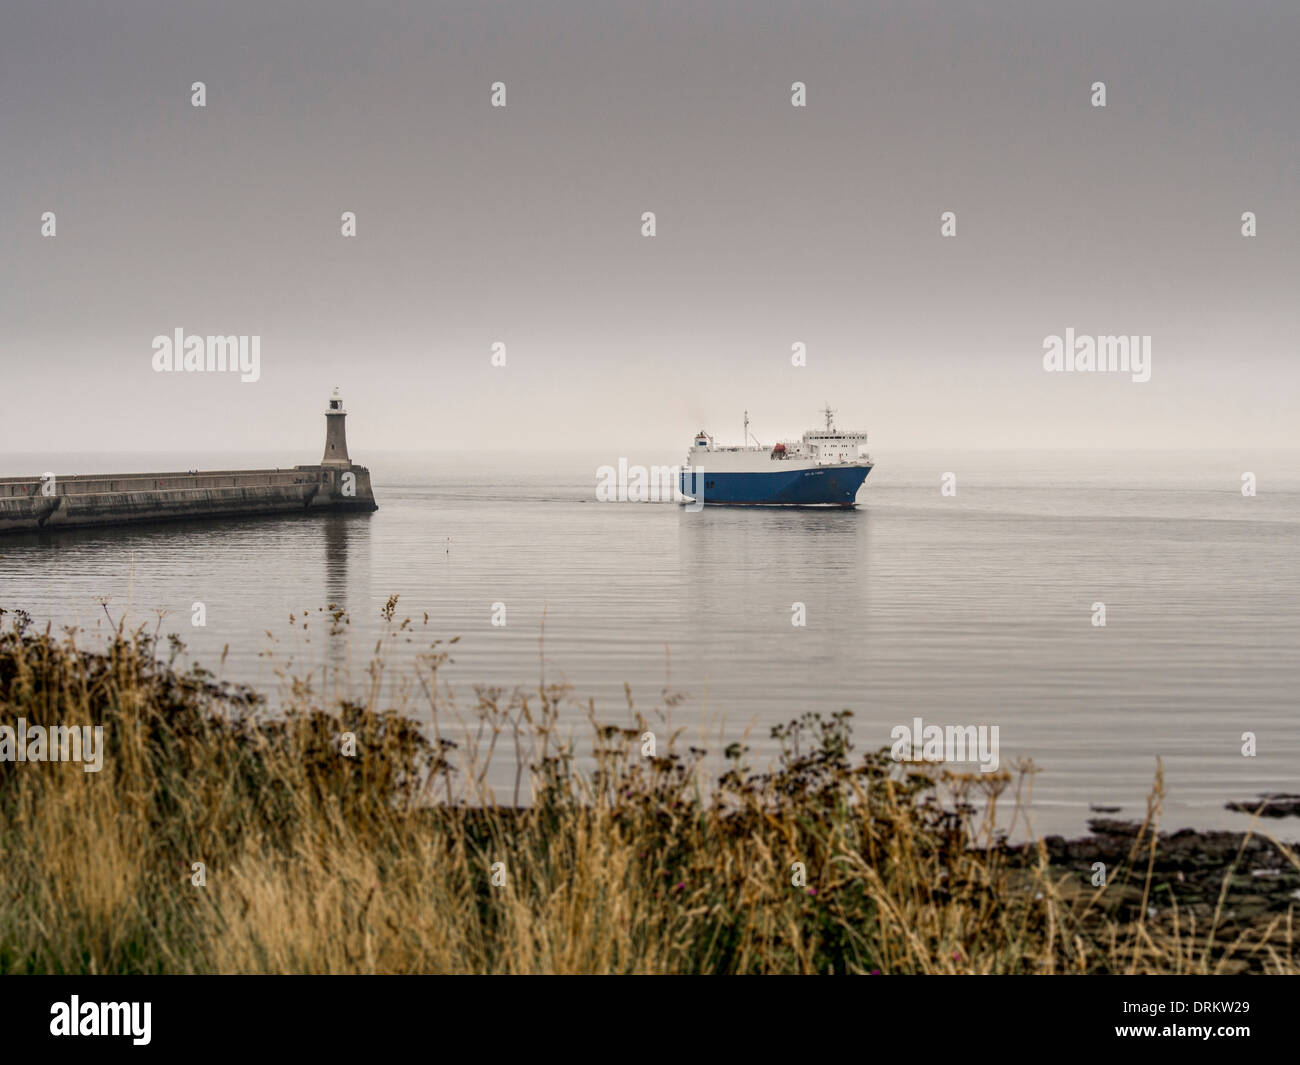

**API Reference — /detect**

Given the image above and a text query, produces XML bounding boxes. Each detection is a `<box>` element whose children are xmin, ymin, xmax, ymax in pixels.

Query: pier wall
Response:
<box><xmin>0</xmin><ymin>465</ymin><xmax>376</xmax><ymax>533</ymax></box>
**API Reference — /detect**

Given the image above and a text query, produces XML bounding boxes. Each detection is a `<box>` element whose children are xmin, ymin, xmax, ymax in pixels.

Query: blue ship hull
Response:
<box><xmin>680</xmin><ymin>465</ymin><xmax>872</xmax><ymax>506</ymax></box>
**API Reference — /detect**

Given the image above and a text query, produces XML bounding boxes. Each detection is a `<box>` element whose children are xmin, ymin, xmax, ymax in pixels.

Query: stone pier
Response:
<box><xmin>0</xmin><ymin>390</ymin><xmax>378</xmax><ymax>534</ymax></box>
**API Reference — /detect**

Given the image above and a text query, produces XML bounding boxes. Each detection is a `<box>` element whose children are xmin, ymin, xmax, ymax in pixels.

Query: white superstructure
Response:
<box><xmin>686</xmin><ymin>405</ymin><xmax>871</xmax><ymax>473</ymax></box>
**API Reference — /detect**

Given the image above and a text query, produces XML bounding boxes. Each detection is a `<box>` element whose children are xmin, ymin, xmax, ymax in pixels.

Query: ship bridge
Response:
<box><xmin>797</xmin><ymin>404</ymin><xmax>870</xmax><ymax>465</ymax></box>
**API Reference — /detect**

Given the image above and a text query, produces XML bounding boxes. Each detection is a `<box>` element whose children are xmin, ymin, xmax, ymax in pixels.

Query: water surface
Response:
<box><xmin>2</xmin><ymin>448</ymin><xmax>1297</xmax><ymax>838</ymax></box>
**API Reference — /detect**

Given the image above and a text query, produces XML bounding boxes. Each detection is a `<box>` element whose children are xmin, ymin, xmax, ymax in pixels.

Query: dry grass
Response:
<box><xmin>0</xmin><ymin>600</ymin><xmax>1296</xmax><ymax>974</ymax></box>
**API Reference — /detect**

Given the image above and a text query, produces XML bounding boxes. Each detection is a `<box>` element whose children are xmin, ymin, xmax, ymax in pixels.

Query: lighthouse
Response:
<box><xmin>321</xmin><ymin>387</ymin><xmax>352</xmax><ymax>467</ymax></box>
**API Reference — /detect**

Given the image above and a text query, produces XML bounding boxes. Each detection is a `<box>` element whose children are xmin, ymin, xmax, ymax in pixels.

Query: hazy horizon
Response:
<box><xmin>6</xmin><ymin>445</ymin><xmax>1300</xmax><ymax>456</ymax></box>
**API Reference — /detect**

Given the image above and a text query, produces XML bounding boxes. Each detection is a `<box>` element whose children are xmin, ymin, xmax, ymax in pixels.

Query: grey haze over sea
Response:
<box><xmin>2</xmin><ymin>448</ymin><xmax>1297</xmax><ymax>839</ymax></box>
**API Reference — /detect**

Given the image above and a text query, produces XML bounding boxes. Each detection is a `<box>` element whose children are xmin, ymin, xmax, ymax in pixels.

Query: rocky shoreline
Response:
<box><xmin>1020</xmin><ymin>814</ymin><xmax>1300</xmax><ymax>972</ymax></box>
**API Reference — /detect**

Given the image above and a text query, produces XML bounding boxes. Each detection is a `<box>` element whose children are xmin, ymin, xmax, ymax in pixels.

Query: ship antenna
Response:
<box><xmin>823</xmin><ymin>402</ymin><xmax>836</xmax><ymax>431</ymax></box>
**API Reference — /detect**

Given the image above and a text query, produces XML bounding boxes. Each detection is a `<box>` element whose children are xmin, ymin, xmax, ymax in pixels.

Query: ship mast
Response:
<box><xmin>823</xmin><ymin>402</ymin><xmax>836</xmax><ymax>431</ymax></box>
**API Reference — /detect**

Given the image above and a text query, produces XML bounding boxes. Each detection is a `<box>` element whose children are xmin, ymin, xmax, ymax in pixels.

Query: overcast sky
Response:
<box><xmin>1</xmin><ymin>0</ymin><xmax>1296</xmax><ymax>457</ymax></box>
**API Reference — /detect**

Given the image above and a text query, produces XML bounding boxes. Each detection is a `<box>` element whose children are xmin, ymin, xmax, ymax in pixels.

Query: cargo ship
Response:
<box><xmin>679</xmin><ymin>406</ymin><xmax>873</xmax><ymax>506</ymax></box>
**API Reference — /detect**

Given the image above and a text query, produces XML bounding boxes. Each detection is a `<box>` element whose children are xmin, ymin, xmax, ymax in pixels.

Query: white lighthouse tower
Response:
<box><xmin>321</xmin><ymin>387</ymin><xmax>352</xmax><ymax>467</ymax></box>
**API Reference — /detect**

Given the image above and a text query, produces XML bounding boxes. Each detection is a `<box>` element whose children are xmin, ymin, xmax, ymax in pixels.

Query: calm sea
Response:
<box><xmin>2</xmin><ymin>448</ymin><xmax>1298</xmax><ymax>838</ymax></box>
